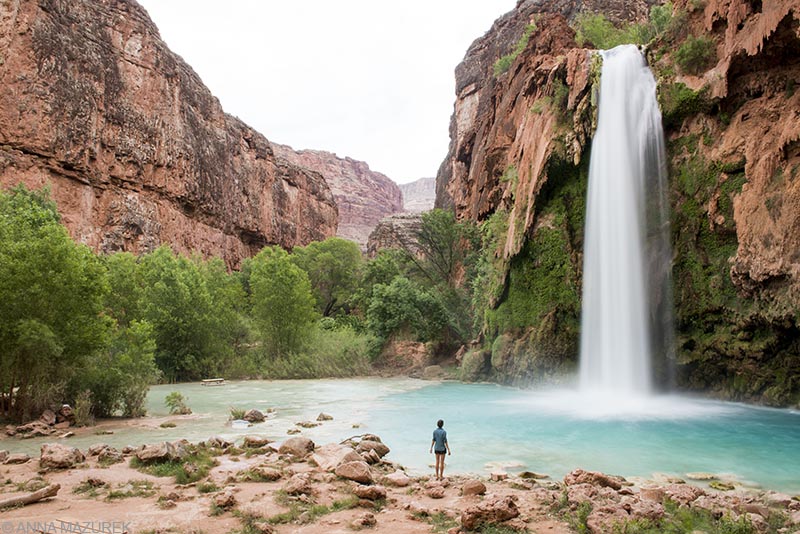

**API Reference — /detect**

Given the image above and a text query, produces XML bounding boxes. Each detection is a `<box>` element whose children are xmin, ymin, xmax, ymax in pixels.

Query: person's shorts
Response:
<box><xmin>435</xmin><ymin>450</ymin><xmax>446</xmax><ymax>456</ymax></box>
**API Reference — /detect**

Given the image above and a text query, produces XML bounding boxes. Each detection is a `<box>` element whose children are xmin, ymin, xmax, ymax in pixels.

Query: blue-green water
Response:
<box><xmin>3</xmin><ymin>378</ymin><xmax>798</xmax><ymax>493</ymax></box>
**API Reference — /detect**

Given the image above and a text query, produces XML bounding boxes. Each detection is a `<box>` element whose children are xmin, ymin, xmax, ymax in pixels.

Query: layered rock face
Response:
<box><xmin>399</xmin><ymin>177</ymin><xmax>436</xmax><ymax>213</ymax></box>
<box><xmin>0</xmin><ymin>0</ymin><xmax>337</xmax><ymax>268</ymax></box>
<box><xmin>272</xmin><ymin>144</ymin><xmax>403</xmax><ymax>248</ymax></box>
<box><xmin>366</xmin><ymin>213</ymin><xmax>424</xmax><ymax>258</ymax></box>
<box><xmin>438</xmin><ymin>0</ymin><xmax>800</xmax><ymax>404</ymax></box>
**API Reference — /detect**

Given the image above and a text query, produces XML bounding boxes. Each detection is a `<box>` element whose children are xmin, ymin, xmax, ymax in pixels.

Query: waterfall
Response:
<box><xmin>579</xmin><ymin>44</ymin><xmax>673</xmax><ymax>397</ymax></box>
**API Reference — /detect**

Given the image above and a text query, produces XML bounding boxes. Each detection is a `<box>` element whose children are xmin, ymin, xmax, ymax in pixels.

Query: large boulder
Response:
<box><xmin>311</xmin><ymin>443</ymin><xmax>363</xmax><ymax>471</ymax></box>
<box><xmin>98</xmin><ymin>447</ymin><xmax>124</xmax><ymax>465</ymax></box>
<box><xmin>335</xmin><ymin>461</ymin><xmax>373</xmax><ymax>484</ymax></box>
<box><xmin>356</xmin><ymin>440</ymin><xmax>390</xmax><ymax>458</ymax></box>
<box><xmin>462</xmin><ymin>479</ymin><xmax>487</xmax><ymax>496</ymax></box>
<box><xmin>383</xmin><ymin>471</ymin><xmax>412</xmax><ymax>487</ymax></box>
<box><xmin>136</xmin><ymin>441</ymin><xmax>184</xmax><ymax>463</ymax></box>
<box><xmin>39</xmin><ymin>409</ymin><xmax>57</xmax><ymax>426</ymax></box>
<box><xmin>461</xmin><ymin>495</ymin><xmax>520</xmax><ymax>531</ymax></box>
<box><xmin>279</xmin><ymin>437</ymin><xmax>315</xmax><ymax>458</ymax></box>
<box><xmin>39</xmin><ymin>443</ymin><xmax>85</xmax><ymax>470</ymax></box>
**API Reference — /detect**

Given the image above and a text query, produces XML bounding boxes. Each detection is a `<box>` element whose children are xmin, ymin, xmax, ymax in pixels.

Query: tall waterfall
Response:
<box><xmin>579</xmin><ymin>45</ymin><xmax>673</xmax><ymax>397</ymax></box>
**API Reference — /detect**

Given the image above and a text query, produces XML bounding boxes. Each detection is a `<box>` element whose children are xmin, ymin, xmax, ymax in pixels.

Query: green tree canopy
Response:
<box><xmin>250</xmin><ymin>246</ymin><xmax>318</xmax><ymax>357</ymax></box>
<box><xmin>0</xmin><ymin>185</ymin><xmax>110</xmax><ymax>419</ymax></box>
<box><xmin>291</xmin><ymin>237</ymin><xmax>363</xmax><ymax>317</ymax></box>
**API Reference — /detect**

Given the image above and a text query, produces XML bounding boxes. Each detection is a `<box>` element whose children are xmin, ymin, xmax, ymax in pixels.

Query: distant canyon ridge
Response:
<box><xmin>0</xmin><ymin>0</ymin><xmax>432</xmax><ymax>266</ymax></box>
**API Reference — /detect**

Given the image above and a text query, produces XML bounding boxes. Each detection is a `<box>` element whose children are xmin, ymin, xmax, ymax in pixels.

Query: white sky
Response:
<box><xmin>136</xmin><ymin>1</ymin><xmax>516</xmax><ymax>184</ymax></box>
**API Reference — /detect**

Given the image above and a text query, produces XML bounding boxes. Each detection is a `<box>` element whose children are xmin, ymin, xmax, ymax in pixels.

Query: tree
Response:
<box><xmin>0</xmin><ymin>185</ymin><xmax>110</xmax><ymax>420</ymax></box>
<box><xmin>249</xmin><ymin>246</ymin><xmax>318</xmax><ymax>357</ymax></box>
<box><xmin>104</xmin><ymin>252</ymin><xmax>143</xmax><ymax>328</ymax></box>
<box><xmin>137</xmin><ymin>246</ymin><xmax>219</xmax><ymax>382</ymax></box>
<box><xmin>366</xmin><ymin>277</ymin><xmax>448</xmax><ymax>342</ymax></box>
<box><xmin>291</xmin><ymin>237</ymin><xmax>362</xmax><ymax>316</ymax></box>
<box><xmin>409</xmin><ymin>209</ymin><xmax>479</xmax><ymax>288</ymax></box>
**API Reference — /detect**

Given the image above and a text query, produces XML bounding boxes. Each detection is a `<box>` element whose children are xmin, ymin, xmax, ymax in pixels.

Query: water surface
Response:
<box><xmin>4</xmin><ymin>378</ymin><xmax>798</xmax><ymax>493</ymax></box>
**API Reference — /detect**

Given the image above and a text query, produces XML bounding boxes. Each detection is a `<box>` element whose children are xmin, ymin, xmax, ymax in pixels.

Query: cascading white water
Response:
<box><xmin>579</xmin><ymin>44</ymin><xmax>673</xmax><ymax>397</ymax></box>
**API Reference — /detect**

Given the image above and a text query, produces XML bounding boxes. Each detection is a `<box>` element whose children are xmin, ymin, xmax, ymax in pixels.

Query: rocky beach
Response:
<box><xmin>1</xmin><ymin>430</ymin><xmax>799</xmax><ymax>534</ymax></box>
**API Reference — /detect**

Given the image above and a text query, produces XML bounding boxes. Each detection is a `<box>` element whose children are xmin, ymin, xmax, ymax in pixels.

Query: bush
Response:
<box><xmin>494</xmin><ymin>23</ymin><xmax>536</xmax><ymax>76</ymax></box>
<box><xmin>675</xmin><ymin>36</ymin><xmax>716</xmax><ymax>75</ymax></box>
<box><xmin>164</xmin><ymin>392</ymin><xmax>191</xmax><ymax>415</ymax></box>
<box><xmin>73</xmin><ymin>390</ymin><xmax>94</xmax><ymax>427</ymax></box>
<box><xmin>259</xmin><ymin>327</ymin><xmax>376</xmax><ymax>379</ymax></box>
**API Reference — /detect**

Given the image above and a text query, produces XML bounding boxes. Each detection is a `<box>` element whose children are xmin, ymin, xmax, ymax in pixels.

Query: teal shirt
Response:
<box><xmin>432</xmin><ymin>427</ymin><xmax>447</xmax><ymax>452</ymax></box>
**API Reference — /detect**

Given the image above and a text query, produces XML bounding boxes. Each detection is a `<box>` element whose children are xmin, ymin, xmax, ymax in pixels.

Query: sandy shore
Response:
<box><xmin>1</xmin><ymin>435</ymin><xmax>798</xmax><ymax>534</ymax></box>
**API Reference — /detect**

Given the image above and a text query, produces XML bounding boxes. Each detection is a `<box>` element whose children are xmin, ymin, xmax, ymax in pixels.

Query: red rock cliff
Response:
<box><xmin>272</xmin><ymin>143</ymin><xmax>403</xmax><ymax>248</ymax></box>
<box><xmin>0</xmin><ymin>0</ymin><xmax>337</xmax><ymax>268</ymax></box>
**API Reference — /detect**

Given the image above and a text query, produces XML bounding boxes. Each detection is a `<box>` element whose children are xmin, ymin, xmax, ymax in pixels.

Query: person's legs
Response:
<box><xmin>435</xmin><ymin>452</ymin><xmax>445</xmax><ymax>479</ymax></box>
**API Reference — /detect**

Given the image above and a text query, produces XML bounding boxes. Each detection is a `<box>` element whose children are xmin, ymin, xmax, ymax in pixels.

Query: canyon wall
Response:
<box><xmin>272</xmin><ymin>144</ymin><xmax>403</xmax><ymax>248</ymax></box>
<box><xmin>399</xmin><ymin>177</ymin><xmax>436</xmax><ymax>213</ymax></box>
<box><xmin>0</xmin><ymin>0</ymin><xmax>338</xmax><ymax>268</ymax></box>
<box><xmin>438</xmin><ymin>0</ymin><xmax>800</xmax><ymax>405</ymax></box>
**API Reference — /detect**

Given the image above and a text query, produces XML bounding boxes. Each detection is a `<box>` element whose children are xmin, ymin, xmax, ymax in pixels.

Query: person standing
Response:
<box><xmin>429</xmin><ymin>419</ymin><xmax>451</xmax><ymax>480</ymax></box>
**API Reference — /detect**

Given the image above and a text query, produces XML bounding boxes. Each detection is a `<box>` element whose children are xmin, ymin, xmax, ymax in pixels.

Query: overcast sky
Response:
<box><xmin>136</xmin><ymin>1</ymin><xmax>516</xmax><ymax>184</ymax></box>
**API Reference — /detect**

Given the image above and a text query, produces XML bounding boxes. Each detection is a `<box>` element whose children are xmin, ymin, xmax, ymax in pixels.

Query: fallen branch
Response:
<box><xmin>0</xmin><ymin>483</ymin><xmax>60</xmax><ymax>509</ymax></box>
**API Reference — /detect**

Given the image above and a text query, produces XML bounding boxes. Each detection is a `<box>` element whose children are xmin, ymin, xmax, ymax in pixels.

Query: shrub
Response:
<box><xmin>164</xmin><ymin>391</ymin><xmax>191</xmax><ymax>415</ymax></box>
<box><xmin>675</xmin><ymin>36</ymin><xmax>716</xmax><ymax>75</ymax></box>
<box><xmin>229</xmin><ymin>406</ymin><xmax>246</xmax><ymax>420</ymax></box>
<box><xmin>494</xmin><ymin>23</ymin><xmax>537</xmax><ymax>76</ymax></box>
<box><xmin>73</xmin><ymin>390</ymin><xmax>94</xmax><ymax>427</ymax></box>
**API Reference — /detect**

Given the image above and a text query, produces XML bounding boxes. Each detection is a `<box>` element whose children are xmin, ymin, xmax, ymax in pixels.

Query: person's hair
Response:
<box><xmin>437</xmin><ymin>419</ymin><xmax>444</xmax><ymax>428</ymax></box>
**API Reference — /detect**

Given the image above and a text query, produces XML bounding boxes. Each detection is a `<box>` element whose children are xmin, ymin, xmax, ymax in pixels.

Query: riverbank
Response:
<box><xmin>1</xmin><ymin>435</ymin><xmax>798</xmax><ymax>534</ymax></box>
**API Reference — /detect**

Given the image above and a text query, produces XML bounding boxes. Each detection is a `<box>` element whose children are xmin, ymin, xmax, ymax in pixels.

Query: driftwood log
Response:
<box><xmin>0</xmin><ymin>483</ymin><xmax>60</xmax><ymax>509</ymax></box>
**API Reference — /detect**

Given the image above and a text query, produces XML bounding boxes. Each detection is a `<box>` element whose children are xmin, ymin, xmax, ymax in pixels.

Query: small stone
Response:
<box><xmin>213</xmin><ymin>490</ymin><xmax>237</xmax><ymax>510</ymax></box>
<box><xmin>490</xmin><ymin>471</ymin><xmax>508</xmax><ymax>481</ymax></box>
<box><xmin>427</xmin><ymin>486</ymin><xmax>446</xmax><ymax>499</ymax></box>
<box><xmin>0</xmin><ymin>450</ymin><xmax>8</xmax><ymax>463</ymax></box>
<box><xmin>686</xmin><ymin>472</ymin><xmax>718</xmax><ymax>481</ymax></box>
<box><xmin>316</xmin><ymin>413</ymin><xmax>333</xmax><ymax>421</ymax></box>
<box><xmin>351</xmin><ymin>512</ymin><xmax>376</xmax><ymax>529</ymax></box>
<box><xmin>287</xmin><ymin>428</ymin><xmax>301</xmax><ymax>435</ymax></box>
<box><xmin>709</xmin><ymin>481</ymin><xmax>735</xmax><ymax>491</ymax></box>
<box><xmin>296</xmin><ymin>421</ymin><xmax>321</xmax><ymax>428</ymax></box>
<box><xmin>518</xmin><ymin>471</ymin><xmax>549</xmax><ymax>480</ymax></box>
